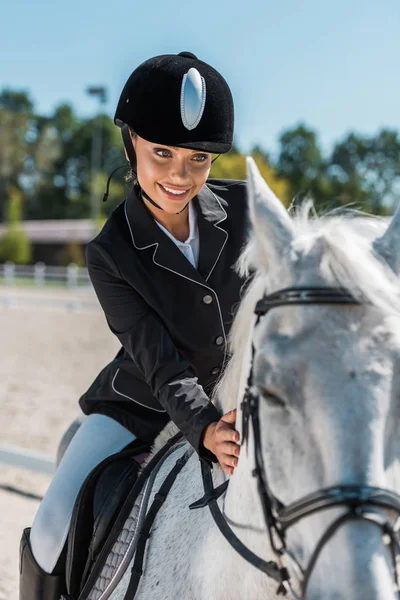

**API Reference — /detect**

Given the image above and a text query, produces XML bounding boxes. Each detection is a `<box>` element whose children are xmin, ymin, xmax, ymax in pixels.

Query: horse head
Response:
<box><xmin>219</xmin><ymin>158</ymin><xmax>400</xmax><ymax>600</ymax></box>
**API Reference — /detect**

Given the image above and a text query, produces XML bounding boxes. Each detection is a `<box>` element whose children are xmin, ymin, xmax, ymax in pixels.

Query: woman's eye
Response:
<box><xmin>192</xmin><ymin>154</ymin><xmax>208</xmax><ymax>162</ymax></box>
<box><xmin>155</xmin><ymin>149</ymin><xmax>172</xmax><ymax>158</ymax></box>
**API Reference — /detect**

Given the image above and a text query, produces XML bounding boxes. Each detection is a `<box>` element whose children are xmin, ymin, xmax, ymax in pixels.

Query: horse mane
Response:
<box><xmin>214</xmin><ymin>206</ymin><xmax>400</xmax><ymax>413</ymax></box>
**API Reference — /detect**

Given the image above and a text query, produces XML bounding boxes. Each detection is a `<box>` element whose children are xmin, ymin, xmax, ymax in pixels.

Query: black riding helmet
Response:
<box><xmin>109</xmin><ymin>51</ymin><xmax>234</xmax><ymax>211</ymax></box>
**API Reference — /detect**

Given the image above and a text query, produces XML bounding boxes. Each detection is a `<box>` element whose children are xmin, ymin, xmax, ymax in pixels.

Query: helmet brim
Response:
<box><xmin>116</xmin><ymin>119</ymin><xmax>231</xmax><ymax>154</ymax></box>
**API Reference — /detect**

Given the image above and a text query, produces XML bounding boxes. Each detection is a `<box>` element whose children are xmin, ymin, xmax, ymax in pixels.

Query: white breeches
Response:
<box><xmin>30</xmin><ymin>414</ymin><xmax>135</xmax><ymax>573</ymax></box>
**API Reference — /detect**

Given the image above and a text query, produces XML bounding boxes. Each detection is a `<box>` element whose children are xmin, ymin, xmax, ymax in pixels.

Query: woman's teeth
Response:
<box><xmin>161</xmin><ymin>185</ymin><xmax>188</xmax><ymax>195</ymax></box>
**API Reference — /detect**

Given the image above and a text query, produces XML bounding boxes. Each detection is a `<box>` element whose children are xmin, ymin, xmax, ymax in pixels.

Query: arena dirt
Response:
<box><xmin>0</xmin><ymin>289</ymin><xmax>120</xmax><ymax>599</ymax></box>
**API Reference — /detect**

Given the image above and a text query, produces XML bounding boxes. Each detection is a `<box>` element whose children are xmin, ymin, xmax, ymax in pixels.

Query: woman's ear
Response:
<box><xmin>124</xmin><ymin>129</ymin><xmax>136</xmax><ymax>160</ymax></box>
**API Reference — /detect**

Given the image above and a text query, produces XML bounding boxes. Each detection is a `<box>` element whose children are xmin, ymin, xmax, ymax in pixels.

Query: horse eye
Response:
<box><xmin>259</xmin><ymin>388</ymin><xmax>286</xmax><ymax>408</ymax></box>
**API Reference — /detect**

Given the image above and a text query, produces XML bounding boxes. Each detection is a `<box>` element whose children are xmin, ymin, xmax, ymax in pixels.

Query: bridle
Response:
<box><xmin>192</xmin><ymin>286</ymin><xmax>400</xmax><ymax>598</ymax></box>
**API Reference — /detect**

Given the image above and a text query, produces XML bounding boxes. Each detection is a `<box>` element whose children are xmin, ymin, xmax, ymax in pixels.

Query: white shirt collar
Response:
<box><xmin>155</xmin><ymin>201</ymin><xmax>198</xmax><ymax>245</ymax></box>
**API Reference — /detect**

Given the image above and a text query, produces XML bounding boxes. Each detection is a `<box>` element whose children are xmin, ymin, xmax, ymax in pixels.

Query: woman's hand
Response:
<box><xmin>202</xmin><ymin>409</ymin><xmax>240</xmax><ymax>476</ymax></box>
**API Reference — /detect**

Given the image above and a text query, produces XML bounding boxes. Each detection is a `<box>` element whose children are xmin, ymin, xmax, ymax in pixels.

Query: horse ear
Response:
<box><xmin>373</xmin><ymin>203</ymin><xmax>400</xmax><ymax>275</ymax></box>
<box><xmin>246</xmin><ymin>157</ymin><xmax>293</xmax><ymax>270</ymax></box>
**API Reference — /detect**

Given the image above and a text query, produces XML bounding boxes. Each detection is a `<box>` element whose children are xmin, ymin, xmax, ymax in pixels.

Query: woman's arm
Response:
<box><xmin>86</xmin><ymin>241</ymin><xmax>221</xmax><ymax>458</ymax></box>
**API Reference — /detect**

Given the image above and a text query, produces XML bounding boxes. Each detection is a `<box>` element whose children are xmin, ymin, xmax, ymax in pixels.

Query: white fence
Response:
<box><xmin>0</xmin><ymin>444</ymin><xmax>55</xmax><ymax>475</ymax></box>
<box><xmin>0</xmin><ymin>262</ymin><xmax>91</xmax><ymax>288</ymax></box>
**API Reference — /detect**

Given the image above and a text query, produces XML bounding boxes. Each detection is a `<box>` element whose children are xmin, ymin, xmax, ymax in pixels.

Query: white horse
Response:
<box><xmin>106</xmin><ymin>158</ymin><xmax>400</xmax><ymax>600</ymax></box>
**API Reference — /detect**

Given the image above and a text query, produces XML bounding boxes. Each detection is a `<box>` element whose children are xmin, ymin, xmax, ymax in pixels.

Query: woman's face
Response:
<box><xmin>132</xmin><ymin>133</ymin><xmax>212</xmax><ymax>214</ymax></box>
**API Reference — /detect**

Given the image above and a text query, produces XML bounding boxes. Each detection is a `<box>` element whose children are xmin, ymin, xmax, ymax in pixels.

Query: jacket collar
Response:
<box><xmin>124</xmin><ymin>183</ymin><xmax>228</xmax><ymax>283</ymax></box>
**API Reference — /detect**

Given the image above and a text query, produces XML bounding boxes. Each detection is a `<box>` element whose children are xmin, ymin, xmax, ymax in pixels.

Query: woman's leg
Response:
<box><xmin>30</xmin><ymin>413</ymin><xmax>135</xmax><ymax>574</ymax></box>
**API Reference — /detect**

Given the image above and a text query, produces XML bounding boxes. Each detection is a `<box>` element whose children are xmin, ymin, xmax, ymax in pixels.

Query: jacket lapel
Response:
<box><xmin>124</xmin><ymin>184</ymin><xmax>228</xmax><ymax>284</ymax></box>
<box><xmin>195</xmin><ymin>185</ymin><xmax>228</xmax><ymax>282</ymax></box>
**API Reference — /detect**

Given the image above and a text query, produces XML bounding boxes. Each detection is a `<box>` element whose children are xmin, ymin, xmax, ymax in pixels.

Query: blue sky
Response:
<box><xmin>1</xmin><ymin>0</ymin><xmax>399</xmax><ymax>156</ymax></box>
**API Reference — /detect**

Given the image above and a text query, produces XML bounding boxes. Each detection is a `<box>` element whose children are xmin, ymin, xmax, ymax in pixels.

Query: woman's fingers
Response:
<box><xmin>220</xmin><ymin>408</ymin><xmax>237</xmax><ymax>424</ymax></box>
<box><xmin>216</xmin><ymin>425</ymin><xmax>240</xmax><ymax>445</ymax></box>
<box><xmin>216</xmin><ymin>418</ymin><xmax>240</xmax><ymax>442</ymax></box>
<box><xmin>210</xmin><ymin>408</ymin><xmax>241</xmax><ymax>475</ymax></box>
<box><xmin>220</xmin><ymin>455</ymin><xmax>238</xmax><ymax>475</ymax></box>
<box><xmin>218</xmin><ymin>441</ymin><xmax>240</xmax><ymax>457</ymax></box>
<box><xmin>220</xmin><ymin>453</ymin><xmax>238</xmax><ymax>467</ymax></box>
<box><xmin>215</xmin><ymin>434</ymin><xmax>240</xmax><ymax>476</ymax></box>
<box><xmin>224</xmin><ymin>466</ymin><xmax>234</xmax><ymax>476</ymax></box>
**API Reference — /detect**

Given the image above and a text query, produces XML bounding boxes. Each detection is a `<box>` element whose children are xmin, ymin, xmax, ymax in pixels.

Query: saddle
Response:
<box><xmin>64</xmin><ymin>433</ymin><xmax>187</xmax><ymax>600</ymax></box>
<box><xmin>64</xmin><ymin>440</ymin><xmax>149</xmax><ymax>598</ymax></box>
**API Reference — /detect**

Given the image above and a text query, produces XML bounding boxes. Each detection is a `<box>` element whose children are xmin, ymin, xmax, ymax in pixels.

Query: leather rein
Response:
<box><xmin>191</xmin><ymin>287</ymin><xmax>400</xmax><ymax>598</ymax></box>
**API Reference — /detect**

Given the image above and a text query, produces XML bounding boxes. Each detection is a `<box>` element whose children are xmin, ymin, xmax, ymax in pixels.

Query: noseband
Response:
<box><xmin>192</xmin><ymin>286</ymin><xmax>400</xmax><ymax>598</ymax></box>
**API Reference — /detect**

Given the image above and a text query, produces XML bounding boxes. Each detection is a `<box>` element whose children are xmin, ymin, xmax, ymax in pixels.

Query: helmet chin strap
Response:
<box><xmin>121</xmin><ymin>125</ymin><xmax>188</xmax><ymax>215</ymax></box>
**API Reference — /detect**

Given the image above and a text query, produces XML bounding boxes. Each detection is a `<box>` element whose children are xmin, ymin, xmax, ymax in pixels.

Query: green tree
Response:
<box><xmin>0</xmin><ymin>89</ymin><xmax>34</xmax><ymax>221</ymax></box>
<box><xmin>0</xmin><ymin>187</ymin><xmax>32</xmax><ymax>263</ymax></box>
<box><xmin>329</xmin><ymin>130</ymin><xmax>400</xmax><ymax>214</ymax></box>
<box><xmin>27</xmin><ymin>107</ymin><xmax>127</xmax><ymax>220</ymax></box>
<box><xmin>275</xmin><ymin>124</ymin><xmax>329</xmax><ymax>208</ymax></box>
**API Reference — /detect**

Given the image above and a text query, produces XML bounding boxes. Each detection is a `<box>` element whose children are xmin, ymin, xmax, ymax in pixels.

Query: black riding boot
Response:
<box><xmin>19</xmin><ymin>528</ymin><xmax>67</xmax><ymax>600</ymax></box>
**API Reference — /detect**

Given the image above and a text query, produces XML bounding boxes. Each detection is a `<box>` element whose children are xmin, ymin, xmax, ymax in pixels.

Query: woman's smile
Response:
<box><xmin>157</xmin><ymin>183</ymin><xmax>192</xmax><ymax>201</ymax></box>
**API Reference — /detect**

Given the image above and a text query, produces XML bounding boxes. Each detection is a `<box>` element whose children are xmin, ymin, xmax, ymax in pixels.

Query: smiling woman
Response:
<box><xmin>20</xmin><ymin>50</ymin><xmax>248</xmax><ymax>600</ymax></box>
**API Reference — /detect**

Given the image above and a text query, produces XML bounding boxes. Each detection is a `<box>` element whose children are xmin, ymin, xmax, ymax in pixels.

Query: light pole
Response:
<box><xmin>86</xmin><ymin>86</ymin><xmax>107</xmax><ymax>224</ymax></box>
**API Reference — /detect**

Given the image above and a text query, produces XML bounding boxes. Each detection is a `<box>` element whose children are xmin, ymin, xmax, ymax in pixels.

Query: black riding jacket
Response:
<box><xmin>79</xmin><ymin>179</ymin><xmax>248</xmax><ymax>458</ymax></box>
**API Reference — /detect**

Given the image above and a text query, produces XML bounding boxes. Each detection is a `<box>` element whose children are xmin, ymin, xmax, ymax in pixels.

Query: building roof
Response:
<box><xmin>0</xmin><ymin>220</ymin><xmax>96</xmax><ymax>244</ymax></box>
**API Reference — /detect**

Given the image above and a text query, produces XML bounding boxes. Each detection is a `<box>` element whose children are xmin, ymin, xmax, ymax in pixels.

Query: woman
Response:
<box><xmin>20</xmin><ymin>51</ymin><xmax>248</xmax><ymax>600</ymax></box>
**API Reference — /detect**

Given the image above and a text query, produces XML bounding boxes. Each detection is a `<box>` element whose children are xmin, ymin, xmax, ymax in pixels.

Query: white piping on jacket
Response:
<box><xmin>204</xmin><ymin>188</ymin><xmax>228</xmax><ymax>282</ymax></box>
<box><xmin>112</xmin><ymin>368</ymin><xmax>167</xmax><ymax>413</ymax></box>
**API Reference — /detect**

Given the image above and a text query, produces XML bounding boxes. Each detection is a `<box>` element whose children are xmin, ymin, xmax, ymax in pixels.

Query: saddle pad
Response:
<box><xmin>86</xmin><ymin>478</ymin><xmax>150</xmax><ymax>600</ymax></box>
<box><xmin>79</xmin><ymin>442</ymin><xmax>188</xmax><ymax>600</ymax></box>
<box><xmin>66</xmin><ymin>444</ymin><xmax>148</xmax><ymax>597</ymax></box>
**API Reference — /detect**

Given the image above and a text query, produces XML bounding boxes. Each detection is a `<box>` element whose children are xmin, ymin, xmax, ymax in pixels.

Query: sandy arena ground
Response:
<box><xmin>0</xmin><ymin>286</ymin><xmax>120</xmax><ymax>599</ymax></box>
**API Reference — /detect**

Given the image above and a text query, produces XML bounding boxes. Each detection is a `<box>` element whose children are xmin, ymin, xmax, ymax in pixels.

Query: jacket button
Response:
<box><xmin>203</xmin><ymin>294</ymin><xmax>213</xmax><ymax>305</ymax></box>
<box><xmin>211</xmin><ymin>367</ymin><xmax>220</xmax><ymax>376</ymax></box>
<box><xmin>215</xmin><ymin>336</ymin><xmax>224</xmax><ymax>346</ymax></box>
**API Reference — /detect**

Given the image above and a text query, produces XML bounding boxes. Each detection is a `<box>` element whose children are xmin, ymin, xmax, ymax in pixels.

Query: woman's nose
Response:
<box><xmin>169</xmin><ymin>157</ymin><xmax>189</xmax><ymax>180</ymax></box>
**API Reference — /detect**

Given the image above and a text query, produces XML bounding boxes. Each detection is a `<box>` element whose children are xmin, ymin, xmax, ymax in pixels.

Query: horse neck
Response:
<box><xmin>222</xmin><ymin>429</ymin><xmax>273</xmax><ymax>558</ymax></box>
<box><xmin>215</xmin><ymin>275</ymin><xmax>272</xmax><ymax>551</ymax></box>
